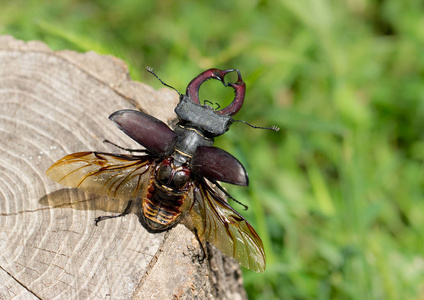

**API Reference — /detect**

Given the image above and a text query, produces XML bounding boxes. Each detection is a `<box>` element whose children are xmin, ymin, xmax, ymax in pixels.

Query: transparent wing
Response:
<box><xmin>190</xmin><ymin>178</ymin><xmax>266</xmax><ymax>273</ymax></box>
<box><xmin>46</xmin><ymin>152</ymin><xmax>156</xmax><ymax>200</ymax></box>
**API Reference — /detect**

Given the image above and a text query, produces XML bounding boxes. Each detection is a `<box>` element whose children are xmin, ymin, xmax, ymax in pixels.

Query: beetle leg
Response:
<box><xmin>208</xmin><ymin>180</ymin><xmax>248</xmax><ymax>211</ymax></box>
<box><xmin>103</xmin><ymin>139</ymin><xmax>151</xmax><ymax>153</ymax></box>
<box><xmin>94</xmin><ymin>200</ymin><xmax>133</xmax><ymax>226</ymax></box>
<box><xmin>193</xmin><ymin>227</ymin><xmax>206</xmax><ymax>263</ymax></box>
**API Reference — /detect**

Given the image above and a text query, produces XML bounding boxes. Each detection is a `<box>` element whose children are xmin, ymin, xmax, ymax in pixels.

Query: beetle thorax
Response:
<box><xmin>172</xmin><ymin>123</ymin><xmax>214</xmax><ymax>165</ymax></box>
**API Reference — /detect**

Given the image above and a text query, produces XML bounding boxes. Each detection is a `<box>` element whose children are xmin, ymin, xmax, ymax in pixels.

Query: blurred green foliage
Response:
<box><xmin>2</xmin><ymin>0</ymin><xmax>423</xmax><ymax>299</ymax></box>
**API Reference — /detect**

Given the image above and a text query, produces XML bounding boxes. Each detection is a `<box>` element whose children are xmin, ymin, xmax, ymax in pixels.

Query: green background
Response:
<box><xmin>2</xmin><ymin>0</ymin><xmax>424</xmax><ymax>299</ymax></box>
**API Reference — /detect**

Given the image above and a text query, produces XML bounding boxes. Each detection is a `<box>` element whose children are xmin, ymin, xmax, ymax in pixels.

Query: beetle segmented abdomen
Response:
<box><xmin>142</xmin><ymin>197</ymin><xmax>180</xmax><ymax>226</ymax></box>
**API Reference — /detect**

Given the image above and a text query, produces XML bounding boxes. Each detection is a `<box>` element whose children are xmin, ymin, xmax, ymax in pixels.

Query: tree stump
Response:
<box><xmin>0</xmin><ymin>35</ymin><xmax>247</xmax><ymax>300</ymax></box>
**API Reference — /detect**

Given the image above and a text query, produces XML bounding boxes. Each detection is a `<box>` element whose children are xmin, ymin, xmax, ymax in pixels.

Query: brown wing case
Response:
<box><xmin>46</xmin><ymin>152</ymin><xmax>156</xmax><ymax>200</ymax></box>
<box><xmin>191</xmin><ymin>146</ymin><xmax>248</xmax><ymax>186</ymax></box>
<box><xmin>190</xmin><ymin>178</ymin><xmax>266</xmax><ymax>273</ymax></box>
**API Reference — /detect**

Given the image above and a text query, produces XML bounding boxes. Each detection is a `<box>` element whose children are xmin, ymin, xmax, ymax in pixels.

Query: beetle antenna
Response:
<box><xmin>147</xmin><ymin>67</ymin><xmax>181</xmax><ymax>96</ymax></box>
<box><xmin>234</xmin><ymin>120</ymin><xmax>280</xmax><ymax>132</ymax></box>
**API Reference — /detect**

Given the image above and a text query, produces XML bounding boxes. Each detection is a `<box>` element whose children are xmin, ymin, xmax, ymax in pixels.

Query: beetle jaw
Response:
<box><xmin>185</xmin><ymin>68</ymin><xmax>246</xmax><ymax>118</ymax></box>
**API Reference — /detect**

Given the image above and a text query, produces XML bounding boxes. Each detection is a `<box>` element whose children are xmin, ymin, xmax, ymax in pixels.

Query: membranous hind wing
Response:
<box><xmin>190</xmin><ymin>178</ymin><xmax>266</xmax><ymax>273</ymax></box>
<box><xmin>46</xmin><ymin>152</ymin><xmax>156</xmax><ymax>200</ymax></box>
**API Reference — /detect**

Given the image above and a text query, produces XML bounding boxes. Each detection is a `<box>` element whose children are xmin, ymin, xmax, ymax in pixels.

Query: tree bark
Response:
<box><xmin>0</xmin><ymin>35</ymin><xmax>247</xmax><ymax>300</ymax></box>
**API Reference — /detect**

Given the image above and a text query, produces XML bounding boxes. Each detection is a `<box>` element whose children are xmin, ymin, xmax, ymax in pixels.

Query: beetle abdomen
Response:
<box><xmin>142</xmin><ymin>159</ymin><xmax>191</xmax><ymax>230</ymax></box>
<box><xmin>142</xmin><ymin>195</ymin><xmax>183</xmax><ymax>230</ymax></box>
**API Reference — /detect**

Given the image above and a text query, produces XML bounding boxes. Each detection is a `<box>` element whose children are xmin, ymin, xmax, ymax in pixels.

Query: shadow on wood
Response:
<box><xmin>0</xmin><ymin>35</ymin><xmax>247</xmax><ymax>300</ymax></box>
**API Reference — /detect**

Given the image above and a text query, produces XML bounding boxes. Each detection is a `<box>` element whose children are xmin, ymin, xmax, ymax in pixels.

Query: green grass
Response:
<box><xmin>2</xmin><ymin>0</ymin><xmax>423</xmax><ymax>298</ymax></box>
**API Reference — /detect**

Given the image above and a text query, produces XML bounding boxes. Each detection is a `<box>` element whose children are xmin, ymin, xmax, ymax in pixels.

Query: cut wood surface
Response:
<box><xmin>0</xmin><ymin>35</ymin><xmax>247</xmax><ymax>300</ymax></box>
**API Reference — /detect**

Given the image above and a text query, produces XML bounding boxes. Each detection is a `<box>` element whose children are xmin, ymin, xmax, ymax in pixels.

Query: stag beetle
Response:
<box><xmin>46</xmin><ymin>68</ymin><xmax>278</xmax><ymax>272</ymax></box>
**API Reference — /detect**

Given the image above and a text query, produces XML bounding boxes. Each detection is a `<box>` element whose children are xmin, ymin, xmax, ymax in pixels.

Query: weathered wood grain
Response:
<box><xmin>0</xmin><ymin>35</ymin><xmax>246</xmax><ymax>300</ymax></box>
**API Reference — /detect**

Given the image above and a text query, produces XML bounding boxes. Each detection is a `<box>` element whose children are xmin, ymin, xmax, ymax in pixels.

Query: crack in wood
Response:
<box><xmin>0</xmin><ymin>265</ymin><xmax>42</xmax><ymax>299</ymax></box>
